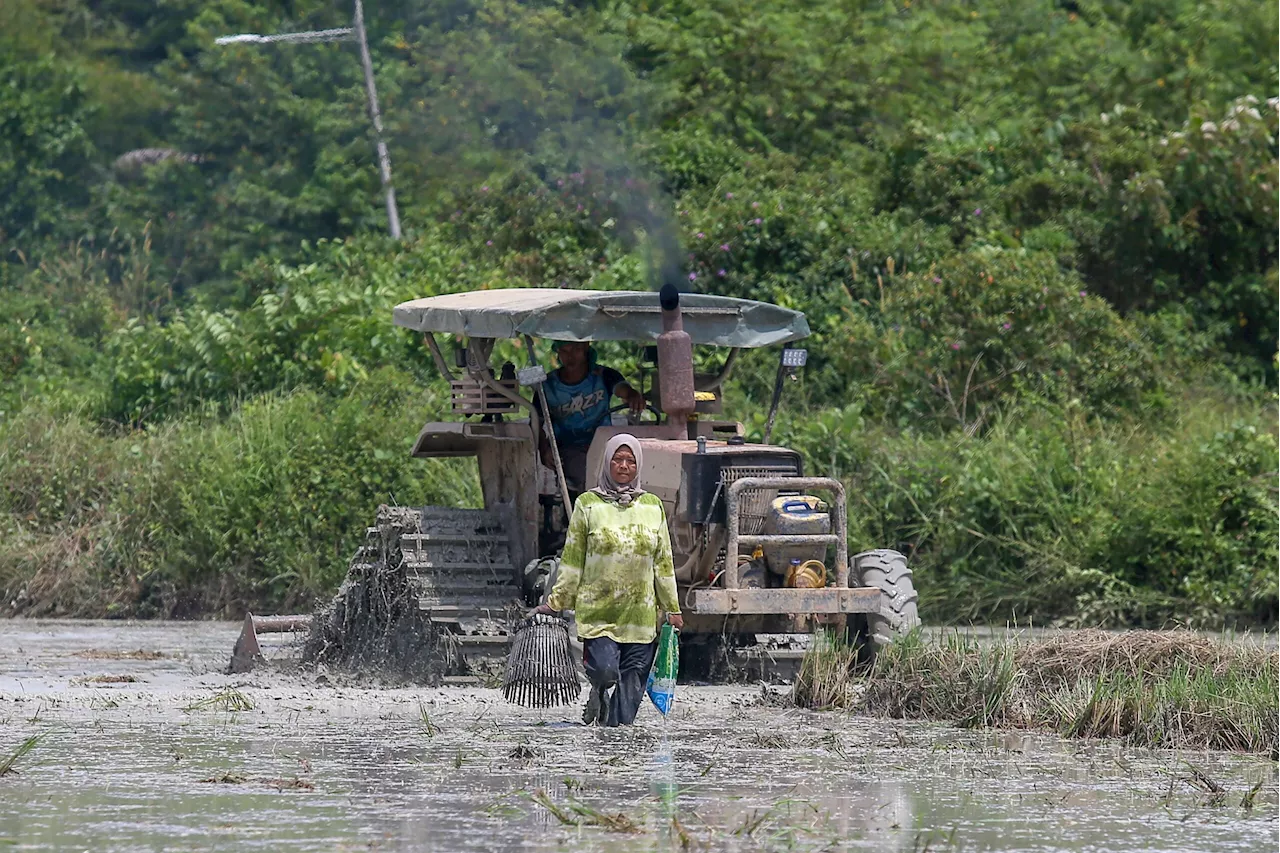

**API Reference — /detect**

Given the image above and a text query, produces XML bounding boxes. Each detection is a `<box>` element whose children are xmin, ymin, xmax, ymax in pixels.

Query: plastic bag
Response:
<box><xmin>646</xmin><ymin>622</ymin><xmax>680</xmax><ymax>716</ymax></box>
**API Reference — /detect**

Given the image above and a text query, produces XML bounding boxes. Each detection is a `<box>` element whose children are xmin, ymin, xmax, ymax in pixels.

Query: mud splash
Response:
<box><xmin>0</xmin><ymin>620</ymin><xmax>1276</xmax><ymax>852</ymax></box>
<box><xmin>301</xmin><ymin>505</ymin><xmax>450</xmax><ymax>684</ymax></box>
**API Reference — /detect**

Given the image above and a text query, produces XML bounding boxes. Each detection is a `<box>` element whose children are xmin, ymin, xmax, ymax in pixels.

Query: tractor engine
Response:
<box><xmin>640</xmin><ymin>285</ymin><xmax>829</xmax><ymax>599</ymax></box>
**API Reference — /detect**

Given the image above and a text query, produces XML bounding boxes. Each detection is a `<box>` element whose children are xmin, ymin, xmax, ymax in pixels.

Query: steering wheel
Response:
<box><xmin>609</xmin><ymin>402</ymin><xmax>661</xmax><ymax>424</ymax></box>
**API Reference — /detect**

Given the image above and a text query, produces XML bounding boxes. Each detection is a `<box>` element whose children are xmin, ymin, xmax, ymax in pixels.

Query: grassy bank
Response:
<box><xmin>794</xmin><ymin>630</ymin><xmax>1278</xmax><ymax>754</ymax></box>
<box><xmin>0</xmin><ymin>369</ymin><xmax>480</xmax><ymax>618</ymax></box>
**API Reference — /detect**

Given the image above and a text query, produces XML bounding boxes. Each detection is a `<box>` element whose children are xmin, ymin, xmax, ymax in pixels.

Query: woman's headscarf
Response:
<box><xmin>591</xmin><ymin>433</ymin><xmax>645</xmax><ymax>506</ymax></box>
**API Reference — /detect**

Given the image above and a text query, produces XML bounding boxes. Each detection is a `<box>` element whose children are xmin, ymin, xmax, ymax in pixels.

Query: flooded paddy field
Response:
<box><xmin>1</xmin><ymin>620</ymin><xmax>1275</xmax><ymax>852</ymax></box>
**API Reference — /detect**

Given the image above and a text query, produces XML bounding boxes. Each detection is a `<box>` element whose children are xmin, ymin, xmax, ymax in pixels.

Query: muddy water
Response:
<box><xmin>0</xmin><ymin>620</ymin><xmax>1275</xmax><ymax>852</ymax></box>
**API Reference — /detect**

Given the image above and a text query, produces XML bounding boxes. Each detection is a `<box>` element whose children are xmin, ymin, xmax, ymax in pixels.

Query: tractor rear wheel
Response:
<box><xmin>852</xmin><ymin>549</ymin><xmax>919</xmax><ymax>648</ymax></box>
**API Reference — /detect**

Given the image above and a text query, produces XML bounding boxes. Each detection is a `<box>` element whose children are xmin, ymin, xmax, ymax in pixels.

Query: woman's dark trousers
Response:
<box><xmin>583</xmin><ymin>637</ymin><xmax>658</xmax><ymax>726</ymax></box>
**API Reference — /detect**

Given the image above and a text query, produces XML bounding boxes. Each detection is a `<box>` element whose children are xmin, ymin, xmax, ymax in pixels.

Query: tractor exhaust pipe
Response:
<box><xmin>658</xmin><ymin>283</ymin><xmax>695</xmax><ymax>434</ymax></box>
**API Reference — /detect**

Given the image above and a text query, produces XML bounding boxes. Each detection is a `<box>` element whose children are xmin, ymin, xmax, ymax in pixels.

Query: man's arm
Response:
<box><xmin>602</xmin><ymin>367</ymin><xmax>645</xmax><ymax>412</ymax></box>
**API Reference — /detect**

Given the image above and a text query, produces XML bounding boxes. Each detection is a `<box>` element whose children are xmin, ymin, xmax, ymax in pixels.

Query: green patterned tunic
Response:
<box><xmin>547</xmin><ymin>491</ymin><xmax>681</xmax><ymax>644</ymax></box>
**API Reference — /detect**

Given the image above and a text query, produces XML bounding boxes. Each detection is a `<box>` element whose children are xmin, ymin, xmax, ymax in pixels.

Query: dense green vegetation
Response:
<box><xmin>1</xmin><ymin>0</ymin><xmax>1275</xmax><ymax>626</ymax></box>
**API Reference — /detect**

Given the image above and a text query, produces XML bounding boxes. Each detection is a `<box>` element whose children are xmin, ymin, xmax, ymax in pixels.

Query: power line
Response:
<box><xmin>215</xmin><ymin>28</ymin><xmax>353</xmax><ymax>45</ymax></box>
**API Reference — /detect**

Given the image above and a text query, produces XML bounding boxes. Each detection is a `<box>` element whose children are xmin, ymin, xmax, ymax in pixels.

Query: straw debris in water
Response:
<box><xmin>183</xmin><ymin>687</ymin><xmax>255</xmax><ymax>713</ymax></box>
<box><xmin>71</xmin><ymin>674</ymin><xmax>139</xmax><ymax>685</ymax></box>
<box><xmin>795</xmin><ymin>630</ymin><xmax>1278</xmax><ymax>753</ymax></box>
<box><xmin>71</xmin><ymin>649</ymin><xmax>165</xmax><ymax>661</ymax></box>
<box><xmin>527</xmin><ymin>788</ymin><xmax>643</xmax><ymax>834</ymax></box>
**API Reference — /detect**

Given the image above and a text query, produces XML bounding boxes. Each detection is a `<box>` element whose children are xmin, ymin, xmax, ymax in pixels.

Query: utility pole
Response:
<box><xmin>351</xmin><ymin>0</ymin><xmax>400</xmax><ymax>239</ymax></box>
<box><xmin>215</xmin><ymin>1</ymin><xmax>402</xmax><ymax>239</ymax></box>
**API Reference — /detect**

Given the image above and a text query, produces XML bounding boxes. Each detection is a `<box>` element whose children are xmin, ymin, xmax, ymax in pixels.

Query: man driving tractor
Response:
<box><xmin>538</xmin><ymin>340</ymin><xmax>645</xmax><ymax>497</ymax></box>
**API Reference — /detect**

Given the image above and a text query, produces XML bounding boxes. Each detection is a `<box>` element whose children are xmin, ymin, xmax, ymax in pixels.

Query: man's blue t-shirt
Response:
<box><xmin>542</xmin><ymin>366</ymin><xmax>624</xmax><ymax>447</ymax></box>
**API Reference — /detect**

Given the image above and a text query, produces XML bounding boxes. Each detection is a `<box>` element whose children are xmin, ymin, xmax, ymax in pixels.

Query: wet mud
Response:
<box><xmin>0</xmin><ymin>620</ymin><xmax>1276</xmax><ymax>852</ymax></box>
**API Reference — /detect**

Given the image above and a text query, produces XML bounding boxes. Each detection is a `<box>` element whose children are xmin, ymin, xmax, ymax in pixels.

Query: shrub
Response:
<box><xmin>767</xmin><ymin>394</ymin><xmax>1278</xmax><ymax>628</ymax></box>
<box><xmin>0</xmin><ymin>49</ymin><xmax>95</xmax><ymax>245</ymax></box>
<box><xmin>818</xmin><ymin>249</ymin><xmax>1166</xmax><ymax>429</ymax></box>
<box><xmin>0</xmin><ymin>370</ymin><xmax>481</xmax><ymax>617</ymax></box>
<box><xmin>100</xmin><ymin>233</ymin><xmax>499</xmax><ymax>423</ymax></box>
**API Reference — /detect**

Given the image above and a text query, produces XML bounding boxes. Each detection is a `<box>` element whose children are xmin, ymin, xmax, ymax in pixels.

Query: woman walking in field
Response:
<box><xmin>536</xmin><ymin>434</ymin><xmax>683</xmax><ymax>726</ymax></box>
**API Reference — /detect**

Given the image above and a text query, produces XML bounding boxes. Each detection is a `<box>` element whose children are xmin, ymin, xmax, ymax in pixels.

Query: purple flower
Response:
<box><xmin>753</xmin><ymin>218</ymin><xmax>763</xmax><ymax>225</ymax></box>
<box><xmin>751</xmin><ymin>201</ymin><xmax>760</xmax><ymax>209</ymax></box>
<box><xmin>481</xmin><ymin>185</ymin><xmax>490</xmax><ymax>192</ymax></box>
<box><xmin>486</xmin><ymin>240</ymin><xmax>493</xmax><ymax>246</ymax></box>
<box><xmin>1039</xmin><ymin>304</ymin><xmax>1046</xmax><ymax>310</ymax></box>
<box><xmin>933</xmin><ymin>276</ymin><xmax>942</xmax><ymax>284</ymax></box>
<box><xmin>950</xmin><ymin>342</ymin><xmax>961</xmax><ymax>350</ymax></box>
<box><xmin>717</xmin><ymin>268</ymin><xmax>727</xmax><ymax>277</ymax></box>
<box><xmin>696</xmin><ymin>232</ymin><xmax>705</xmax><ymax>239</ymax></box>
<box><xmin>576</xmin><ymin>203</ymin><xmax>583</xmax><ymax>211</ymax></box>
<box><xmin>973</xmin><ymin>208</ymin><xmax>982</xmax><ymax>216</ymax></box>
<box><xmin>688</xmin><ymin>272</ymin><xmax>698</xmax><ymax>282</ymax></box>
<box><xmin>725</xmin><ymin>192</ymin><xmax>734</xmax><ymax>199</ymax></box>
<box><xmin>1001</xmin><ymin>322</ymin><xmax>1011</xmax><ymax>330</ymax></box>
<box><xmin>556</xmin><ymin>179</ymin><xmax>564</xmax><ymax>187</ymax></box>
<box><xmin>1079</xmin><ymin>290</ymin><xmax>1087</xmax><ymax>297</ymax></box>
<box><xmin>720</xmin><ymin>243</ymin><xmax>731</xmax><ymax>252</ymax></box>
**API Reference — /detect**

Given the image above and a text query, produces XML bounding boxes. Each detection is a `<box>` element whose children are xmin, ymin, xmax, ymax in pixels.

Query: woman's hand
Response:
<box><xmin>533</xmin><ymin>603</ymin><xmax>557</xmax><ymax>616</ymax></box>
<box><xmin>667</xmin><ymin>613</ymin><xmax>684</xmax><ymax>631</ymax></box>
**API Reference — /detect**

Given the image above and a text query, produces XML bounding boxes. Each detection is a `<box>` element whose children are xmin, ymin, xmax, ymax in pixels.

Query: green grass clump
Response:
<box><xmin>791</xmin><ymin>631</ymin><xmax>860</xmax><ymax>710</ymax></box>
<box><xmin>1056</xmin><ymin>662</ymin><xmax>1277</xmax><ymax>752</ymax></box>
<box><xmin>0</xmin><ymin>732</ymin><xmax>48</xmax><ymax>777</ymax></box>
<box><xmin>799</xmin><ymin>629</ymin><xmax>1278</xmax><ymax>753</ymax></box>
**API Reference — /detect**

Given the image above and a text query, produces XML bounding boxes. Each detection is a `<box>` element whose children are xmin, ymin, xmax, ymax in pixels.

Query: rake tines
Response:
<box><xmin>502</xmin><ymin>613</ymin><xmax>582</xmax><ymax>708</ymax></box>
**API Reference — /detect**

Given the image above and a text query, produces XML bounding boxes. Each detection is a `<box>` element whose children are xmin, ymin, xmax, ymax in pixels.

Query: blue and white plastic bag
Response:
<box><xmin>646</xmin><ymin>622</ymin><xmax>680</xmax><ymax>716</ymax></box>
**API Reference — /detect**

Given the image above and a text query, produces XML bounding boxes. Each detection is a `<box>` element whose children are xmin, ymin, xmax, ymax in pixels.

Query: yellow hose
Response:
<box><xmin>785</xmin><ymin>559</ymin><xmax>827</xmax><ymax>589</ymax></box>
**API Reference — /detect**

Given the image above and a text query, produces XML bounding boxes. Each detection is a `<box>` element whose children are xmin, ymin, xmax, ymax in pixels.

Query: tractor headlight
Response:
<box><xmin>781</xmin><ymin>348</ymin><xmax>808</xmax><ymax>369</ymax></box>
<box><xmin>517</xmin><ymin>365</ymin><xmax>547</xmax><ymax>387</ymax></box>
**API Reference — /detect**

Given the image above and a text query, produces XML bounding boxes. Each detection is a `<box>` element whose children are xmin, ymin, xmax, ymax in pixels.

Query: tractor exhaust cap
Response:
<box><xmin>659</xmin><ymin>282</ymin><xmax>680</xmax><ymax>312</ymax></box>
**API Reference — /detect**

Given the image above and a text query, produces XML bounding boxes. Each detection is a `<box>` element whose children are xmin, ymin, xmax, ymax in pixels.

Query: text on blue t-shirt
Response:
<box><xmin>542</xmin><ymin>366</ymin><xmax>624</xmax><ymax>447</ymax></box>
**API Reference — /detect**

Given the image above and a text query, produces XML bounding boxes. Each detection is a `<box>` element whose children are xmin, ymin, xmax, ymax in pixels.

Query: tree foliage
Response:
<box><xmin>0</xmin><ymin>0</ymin><xmax>1274</xmax><ymax>624</ymax></box>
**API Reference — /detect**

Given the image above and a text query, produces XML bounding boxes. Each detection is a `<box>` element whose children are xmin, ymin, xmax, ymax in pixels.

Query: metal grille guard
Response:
<box><xmin>691</xmin><ymin>476</ymin><xmax>881</xmax><ymax>615</ymax></box>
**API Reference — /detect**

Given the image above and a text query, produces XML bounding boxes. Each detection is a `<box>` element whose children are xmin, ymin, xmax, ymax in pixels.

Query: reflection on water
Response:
<box><xmin>0</xmin><ymin>619</ymin><xmax>1275</xmax><ymax>852</ymax></box>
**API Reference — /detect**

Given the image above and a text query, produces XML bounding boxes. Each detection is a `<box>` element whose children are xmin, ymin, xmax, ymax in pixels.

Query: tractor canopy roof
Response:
<box><xmin>393</xmin><ymin>288</ymin><xmax>810</xmax><ymax>347</ymax></box>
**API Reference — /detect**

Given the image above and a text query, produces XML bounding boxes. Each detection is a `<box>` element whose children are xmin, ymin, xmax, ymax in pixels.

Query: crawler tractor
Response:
<box><xmin>231</xmin><ymin>286</ymin><xmax>919</xmax><ymax>679</ymax></box>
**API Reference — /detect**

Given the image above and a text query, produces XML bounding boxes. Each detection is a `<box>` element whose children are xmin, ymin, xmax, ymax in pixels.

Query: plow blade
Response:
<box><xmin>229</xmin><ymin>613</ymin><xmax>313</xmax><ymax>674</ymax></box>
